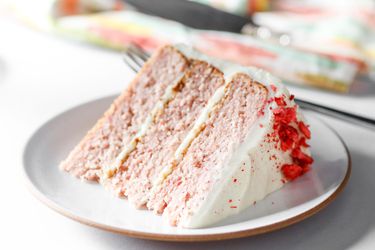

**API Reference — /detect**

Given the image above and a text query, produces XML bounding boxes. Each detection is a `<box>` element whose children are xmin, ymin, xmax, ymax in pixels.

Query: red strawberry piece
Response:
<box><xmin>298</xmin><ymin>121</ymin><xmax>311</xmax><ymax>139</ymax></box>
<box><xmin>282</xmin><ymin>164</ymin><xmax>303</xmax><ymax>180</ymax></box>
<box><xmin>273</xmin><ymin>107</ymin><xmax>297</xmax><ymax>124</ymax></box>
<box><xmin>270</xmin><ymin>84</ymin><xmax>277</xmax><ymax>92</ymax></box>
<box><xmin>275</xmin><ymin>97</ymin><xmax>287</xmax><ymax>107</ymax></box>
<box><xmin>278</xmin><ymin>124</ymin><xmax>299</xmax><ymax>151</ymax></box>
<box><xmin>292</xmin><ymin>148</ymin><xmax>314</xmax><ymax>166</ymax></box>
<box><xmin>298</xmin><ymin>137</ymin><xmax>309</xmax><ymax>147</ymax></box>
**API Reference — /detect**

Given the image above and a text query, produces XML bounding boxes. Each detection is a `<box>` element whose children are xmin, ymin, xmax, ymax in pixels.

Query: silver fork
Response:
<box><xmin>123</xmin><ymin>44</ymin><xmax>375</xmax><ymax>130</ymax></box>
<box><xmin>123</xmin><ymin>44</ymin><xmax>150</xmax><ymax>72</ymax></box>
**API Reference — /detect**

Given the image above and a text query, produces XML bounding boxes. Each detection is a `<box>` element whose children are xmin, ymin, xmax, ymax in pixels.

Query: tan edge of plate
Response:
<box><xmin>22</xmin><ymin>115</ymin><xmax>351</xmax><ymax>242</ymax></box>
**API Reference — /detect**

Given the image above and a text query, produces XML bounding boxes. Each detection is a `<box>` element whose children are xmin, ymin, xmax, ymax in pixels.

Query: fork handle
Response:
<box><xmin>295</xmin><ymin>98</ymin><xmax>375</xmax><ymax>130</ymax></box>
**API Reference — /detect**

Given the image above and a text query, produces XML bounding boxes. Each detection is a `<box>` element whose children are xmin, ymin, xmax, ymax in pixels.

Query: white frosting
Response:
<box><xmin>163</xmin><ymin>44</ymin><xmax>309</xmax><ymax>228</ymax></box>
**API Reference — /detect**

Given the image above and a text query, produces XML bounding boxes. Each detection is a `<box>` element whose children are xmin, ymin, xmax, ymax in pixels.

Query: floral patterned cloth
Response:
<box><xmin>3</xmin><ymin>0</ymin><xmax>373</xmax><ymax>92</ymax></box>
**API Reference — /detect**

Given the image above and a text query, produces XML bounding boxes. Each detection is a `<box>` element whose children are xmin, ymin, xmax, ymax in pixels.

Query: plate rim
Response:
<box><xmin>22</xmin><ymin>96</ymin><xmax>352</xmax><ymax>242</ymax></box>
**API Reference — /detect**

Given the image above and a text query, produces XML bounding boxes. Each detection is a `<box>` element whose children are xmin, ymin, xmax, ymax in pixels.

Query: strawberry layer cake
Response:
<box><xmin>60</xmin><ymin>44</ymin><xmax>313</xmax><ymax>228</ymax></box>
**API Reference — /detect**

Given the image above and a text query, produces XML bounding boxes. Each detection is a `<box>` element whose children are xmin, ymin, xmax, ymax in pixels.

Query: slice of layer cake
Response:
<box><xmin>60</xmin><ymin>44</ymin><xmax>313</xmax><ymax>228</ymax></box>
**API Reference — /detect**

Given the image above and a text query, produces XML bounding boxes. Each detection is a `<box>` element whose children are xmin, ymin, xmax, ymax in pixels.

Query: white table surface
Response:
<box><xmin>1</xmin><ymin>17</ymin><xmax>375</xmax><ymax>250</ymax></box>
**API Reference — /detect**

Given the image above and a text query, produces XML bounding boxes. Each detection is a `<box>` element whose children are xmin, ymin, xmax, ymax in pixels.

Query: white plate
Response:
<box><xmin>23</xmin><ymin>95</ymin><xmax>351</xmax><ymax>241</ymax></box>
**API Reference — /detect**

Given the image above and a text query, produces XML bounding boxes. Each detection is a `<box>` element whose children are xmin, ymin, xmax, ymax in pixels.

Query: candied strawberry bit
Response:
<box><xmin>183</xmin><ymin>192</ymin><xmax>191</xmax><ymax>202</ymax></box>
<box><xmin>275</xmin><ymin>97</ymin><xmax>287</xmax><ymax>106</ymax></box>
<box><xmin>279</xmin><ymin>138</ymin><xmax>292</xmax><ymax>151</ymax></box>
<box><xmin>298</xmin><ymin>137</ymin><xmax>309</xmax><ymax>147</ymax></box>
<box><xmin>194</xmin><ymin>161</ymin><xmax>202</xmax><ymax>168</ymax></box>
<box><xmin>285</xmin><ymin>107</ymin><xmax>297</xmax><ymax>123</ymax></box>
<box><xmin>284</xmin><ymin>125</ymin><xmax>299</xmax><ymax>142</ymax></box>
<box><xmin>257</xmin><ymin>110</ymin><xmax>265</xmax><ymax>117</ymax></box>
<box><xmin>289</xmin><ymin>94</ymin><xmax>295</xmax><ymax>101</ymax></box>
<box><xmin>292</xmin><ymin>148</ymin><xmax>314</xmax><ymax>166</ymax></box>
<box><xmin>271</xmin><ymin>100</ymin><xmax>313</xmax><ymax>180</ymax></box>
<box><xmin>281</xmin><ymin>164</ymin><xmax>303</xmax><ymax>180</ymax></box>
<box><xmin>291</xmin><ymin>148</ymin><xmax>301</xmax><ymax>158</ymax></box>
<box><xmin>272</xmin><ymin>107</ymin><xmax>282</xmax><ymax>115</ymax></box>
<box><xmin>273</xmin><ymin>107</ymin><xmax>297</xmax><ymax>124</ymax></box>
<box><xmin>294</xmin><ymin>160</ymin><xmax>307</xmax><ymax>169</ymax></box>
<box><xmin>270</xmin><ymin>84</ymin><xmax>277</xmax><ymax>92</ymax></box>
<box><xmin>278</xmin><ymin>124</ymin><xmax>299</xmax><ymax>151</ymax></box>
<box><xmin>298</xmin><ymin>121</ymin><xmax>311</xmax><ymax>139</ymax></box>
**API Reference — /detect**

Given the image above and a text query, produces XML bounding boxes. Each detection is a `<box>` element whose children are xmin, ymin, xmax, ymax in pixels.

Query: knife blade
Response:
<box><xmin>123</xmin><ymin>0</ymin><xmax>256</xmax><ymax>33</ymax></box>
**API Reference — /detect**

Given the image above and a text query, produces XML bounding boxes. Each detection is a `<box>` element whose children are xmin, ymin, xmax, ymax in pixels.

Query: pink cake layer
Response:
<box><xmin>108</xmin><ymin>60</ymin><xmax>225</xmax><ymax>207</ymax></box>
<box><xmin>147</xmin><ymin>74</ymin><xmax>269</xmax><ymax>226</ymax></box>
<box><xmin>60</xmin><ymin>46</ymin><xmax>188</xmax><ymax>181</ymax></box>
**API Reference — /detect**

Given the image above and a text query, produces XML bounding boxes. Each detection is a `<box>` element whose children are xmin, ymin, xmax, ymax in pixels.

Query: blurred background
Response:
<box><xmin>1</xmin><ymin>1</ymin><xmax>375</xmax><ymax>249</ymax></box>
<box><xmin>1</xmin><ymin>0</ymin><xmax>375</xmax><ymax>116</ymax></box>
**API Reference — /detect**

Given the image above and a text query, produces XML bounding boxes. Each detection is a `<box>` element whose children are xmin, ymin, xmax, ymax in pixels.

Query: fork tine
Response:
<box><xmin>129</xmin><ymin>43</ymin><xmax>150</xmax><ymax>61</ymax></box>
<box><xmin>122</xmin><ymin>43</ymin><xmax>151</xmax><ymax>72</ymax></box>
<box><xmin>122</xmin><ymin>51</ymin><xmax>142</xmax><ymax>72</ymax></box>
<box><xmin>128</xmin><ymin>51</ymin><xmax>146</xmax><ymax>68</ymax></box>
